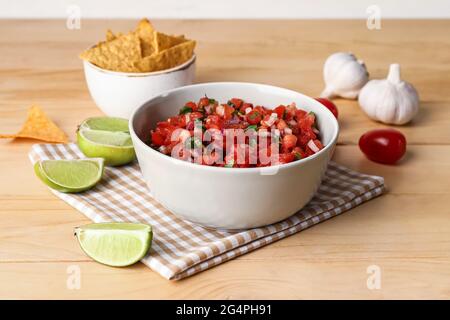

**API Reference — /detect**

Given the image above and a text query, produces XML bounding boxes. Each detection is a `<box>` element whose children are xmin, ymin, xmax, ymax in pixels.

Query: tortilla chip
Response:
<box><xmin>106</xmin><ymin>29</ymin><xmax>116</xmax><ymax>41</ymax></box>
<box><xmin>153</xmin><ymin>32</ymin><xmax>186</xmax><ymax>53</ymax></box>
<box><xmin>134</xmin><ymin>18</ymin><xmax>155</xmax><ymax>56</ymax></box>
<box><xmin>80</xmin><ymin>32</ymin><xmax>142</xmax><ymax>72</ymax></box>
<box><xmin>134</xmin><ymin>40</ymin><xmax>195</xmax><ymax>72</ymax></box>
<box><xmin>0</xmin><ymin>106</ymin><xmax>68</xmax><ymax>143</ymax></box>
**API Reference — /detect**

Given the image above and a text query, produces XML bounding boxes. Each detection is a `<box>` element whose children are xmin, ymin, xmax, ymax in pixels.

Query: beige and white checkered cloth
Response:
<box><xmin>29</xmin><ymin>143</ymin><xmax>385</xmax><ymax>280</ymax></box>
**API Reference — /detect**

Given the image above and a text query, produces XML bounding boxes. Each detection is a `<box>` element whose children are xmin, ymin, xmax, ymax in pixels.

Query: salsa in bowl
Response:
<box><xmin>130</xmin><ymin>82</ymin><xmax>339</xmax><ymax>229</ymax></box>
<box><xmin>148</xmin><ymin>97</ymin><xmax>324</xmax><ymax>168</ymax></box>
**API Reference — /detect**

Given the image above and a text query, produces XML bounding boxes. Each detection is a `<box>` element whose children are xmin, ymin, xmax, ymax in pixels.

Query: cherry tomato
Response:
<box><xmin>359</xmin><ymin>129</ymin><xmax>406</xmax><ymax>164</ymax></box>
<box><xmin>315</xmin><ymin>98</ymin><xmax>338</xmax><ymax>119</ymax></box>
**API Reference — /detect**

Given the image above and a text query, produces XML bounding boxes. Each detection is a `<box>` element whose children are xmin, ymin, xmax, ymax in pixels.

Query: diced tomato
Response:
<box><xmin>230</xmin><ymin>98</ymin><xmax>243</xmax><ymax>109</ymax></box>
<box><xmin>151</xmin><ymin>132</ymin><xmax>165</xmax><ymax>146</ymax></box>
<box><xmin>274</xmin><ymin>105</ymin><xmax>286</xmax><ymax>119</ymax></box>
<box><xmin>185</xmin><ymin>101</ymin><xmax>198</xmax><ymax>111</ymax></box>
<box><xmin>282</xmin><ymin>134</ymin><xmax>297</xmax><ymax>150</ymax></box>
<box><xmin>295</xmin><ymin>109</ymin><xmax>307</xmax><ymax>119</ymax></box>
<box><xmin>198</xmin><ymin>97</ymin><xmax>211</xmax><ymax>108</ymax></box>
<box><xmin>246</xmin><ymin>110</ymin><xmax>262</xmax><ymax>125</ymax></box>
<box><xmin>223</xmin><ymin>104</ymin><xmax>235</xmax><ymax>120</ymax></box>
<box><xmin>276</xmin><ymin>119</ymin><xmax>287</xmax><ymax>130</ymax></box>
<box><xmin>240</xmin><ymin>102</ymin><xmax>253</xmax><ymax>114</ymax></box>
<box><xmin>279</xmin><ymin>153</ymin><xmax>295</xmax><ymax>164</ymax></box>
<box><xmin>187</xmin><ymin>111</ymin><xmax>204</xmax><ymax>122</ymax></box>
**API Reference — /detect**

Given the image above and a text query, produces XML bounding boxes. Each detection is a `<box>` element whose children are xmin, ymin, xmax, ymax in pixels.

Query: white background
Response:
<box><xmin>1</xmin><ymin>0</ymin><xmax>449</xmax><ymax>19</ymax></box>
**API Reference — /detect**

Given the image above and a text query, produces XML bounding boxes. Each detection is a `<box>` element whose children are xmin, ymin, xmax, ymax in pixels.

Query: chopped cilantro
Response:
<box><xmin>179</xmin><ymin>106</ymin><xmax>193</xmax><ymax>115</ymax></box>
<box><xmin>294</xmin><ymin>152</ymin><xmax>303</xmax><ymax>160</ymax></box>
<box><xmin>246</xmin><ymin>124</ymin><xmax>258</xmax><ymax>131</ymax></box>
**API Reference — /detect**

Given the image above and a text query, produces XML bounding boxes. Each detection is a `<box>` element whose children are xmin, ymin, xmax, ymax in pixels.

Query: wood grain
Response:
<box><xmin>0</xmin><ymin>19</ymin><xmax>450</xmax><ymax>299</ymax></box>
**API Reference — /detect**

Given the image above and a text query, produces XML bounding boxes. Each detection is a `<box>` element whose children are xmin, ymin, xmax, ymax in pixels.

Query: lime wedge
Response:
<box><xmin>74</xmin><ymin>222</ymin><xmax>152</xmax><ymax>267</ymax></box>
<box><xmin>77</xmin><ymin>117</ymin><xmax>136</xmax><ymax>166</ymax></box>
<box><xmin>34</xmin><ymin>158</ymin><xmax>104</xmax><ymax>193</ymax></box>
<box><xmin>80</xmin><ymin>117</ymin><xmax>130</xmax><ymax>132</ymax></box>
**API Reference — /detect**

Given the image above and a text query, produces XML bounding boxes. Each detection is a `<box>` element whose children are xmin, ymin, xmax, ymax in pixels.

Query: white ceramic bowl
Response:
<box><xmin>130</xmin><ymin>82</ymin><xmax>339</xmax><ymax>230</ymax></box>
<box><xmin>83</xmin><ymin>55</ymin><xmax>196</xmax><ymax>119</ymax></box>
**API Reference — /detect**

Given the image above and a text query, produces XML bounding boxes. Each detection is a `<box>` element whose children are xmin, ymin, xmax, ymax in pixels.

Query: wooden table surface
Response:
<box><xmin>0</xmin><ymin>19</ymin><xmax>449</xmax><ymax>299</ymax></box>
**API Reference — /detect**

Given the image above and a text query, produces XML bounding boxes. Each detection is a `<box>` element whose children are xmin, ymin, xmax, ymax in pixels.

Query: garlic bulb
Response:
<box><xmin>321</xmin><ymin>52</ymin><xmax>369</xmax><ymax>99</ymax></box>
<box><xmin>358</xmin><ymin>64</ymin><xmax>419</xmax><ymax>125</ymax></box>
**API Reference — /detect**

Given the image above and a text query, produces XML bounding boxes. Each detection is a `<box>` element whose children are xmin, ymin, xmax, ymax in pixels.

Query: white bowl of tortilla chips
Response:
<box><xmin>80</xmin><ymin>19</ymin><xmax>196</xmax><ymax>119</ymax></box>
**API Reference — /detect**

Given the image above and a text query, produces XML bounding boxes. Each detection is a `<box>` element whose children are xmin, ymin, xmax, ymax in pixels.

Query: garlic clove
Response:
<box><xmin>358</xmin><ymin>63</ymin><xmax>419</xmax><ymax>125</ymax></box>
<box><xmin>320</xmin><ymin>52</ymin><xmax>369</xmax><ymax>100</ymax></box>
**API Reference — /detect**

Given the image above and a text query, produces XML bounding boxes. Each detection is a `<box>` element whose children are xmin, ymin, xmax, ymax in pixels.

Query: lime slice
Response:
<box><xmin>34</xmin><ymin>158</ymin><xmax>104</xmax><ymax>193</ymax></box>
<box><xmin>74</xmin><ymin>222</ymin><xmax>152</xmax><ymax>267</ymax></box>
<box><xmin>77</xmin><ymin>117</ymin><xmax>136</xmax><ymax>166</ymax></box>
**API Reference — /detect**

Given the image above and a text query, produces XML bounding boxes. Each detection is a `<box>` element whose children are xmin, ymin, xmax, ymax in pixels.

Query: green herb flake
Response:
<box><xmin>294</xmin><ymin>152</ymin><xmax>303</xmax><ymax>160</ymax></box>
<box><xmin>179</xmin><ymin>106</ymin><xmax>193</xmax><ymax>115</ymax></box>
<box><xmin>248</xmin><ymin>111</ymin><xmax>260</xmax><ymax>120</ymax></box>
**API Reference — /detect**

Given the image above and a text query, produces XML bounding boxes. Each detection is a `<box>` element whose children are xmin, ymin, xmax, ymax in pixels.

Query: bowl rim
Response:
<box><xmin>83</xmin><ymin>54</ymin><xmax>196</xmax><ymax>77</ymax></box>
<box><xmin>129</xmin><ymin>82</ymin><xmax>339</xmax><ymax>173</ymax></box>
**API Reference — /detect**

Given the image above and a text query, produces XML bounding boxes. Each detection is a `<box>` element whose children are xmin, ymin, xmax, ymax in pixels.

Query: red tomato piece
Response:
<box><xmin>230</xmin><ymin>98</ymin><xmax>243</xmax><ymax>109</ymax></box>
<box><xmin>282</xmin><ymin>134</ymin><xmax>297</xmax><ymax>149</ymax></box>
<box><xmin>240</xmin><ymin>102</ymin><xmax>253</xmax><ymax>114</ymax></box>
<box><xmin>315</xmin><ymin>98</ymin><xmax>338</xmax><ymax>119</ymax></box>
<box><xmin>185</xmin><ymin>101</ymin><xmax>198</xmax><ymax>111</ymax></box>
<box><xmin>279</xmin><ymin>153</ymin><xmax>295</xmax><ymax>164</ymax></box>
<box><xmin>151</xmin><ymin>132</ymin><xmax>165</xmax><ymax>146</ymax></box>
<box><xmin>273</xmin><ymin>105</ymin><xmax>286</xmax><ymax>119</ymax></box>
<box><xmin>359</xmin><ymin>129</ymin><xmax>406</xmax><ymax>164</ymax></box>
<box><xmin>246</xmin><ymin>110</ymin><xmax>262</xmax><ymax>125</ymax></box>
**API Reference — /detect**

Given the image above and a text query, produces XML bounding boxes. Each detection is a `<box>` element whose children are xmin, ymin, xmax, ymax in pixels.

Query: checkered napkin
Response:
<box><xmin>29</xmin><ymin>143</ymin><xmax>385</xmax><ymax>280</ymax></box>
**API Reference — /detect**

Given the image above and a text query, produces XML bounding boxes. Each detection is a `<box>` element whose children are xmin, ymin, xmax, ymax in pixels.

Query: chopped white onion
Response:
<box><xmin>284</xmin><ymin>128</ymin><xmax>292</xmax><ymax>135</ymax></box>
<box><xmin>307</xmin><ymin>139</ymin><xmax>320</xmax><ymax>153</ymax></box>
<box><xmin>264</xmin><ymin>116</ymin><xmax>276</xmax><ymax>126</ymax></box>
<box><xmin>288</xmin><ymin>120</ymin><xmax>297</xmax><ymax>126</ymax></box>
<box><xmin>313</xmin><ymin>127</ymin><xmax>320</xmax><ymax>135</ymax></box>
<box><xmin>245</xmin><ymin>107</ymin><xmax>252</xmax><ymax>114</ymax></box>
<box><xmin>158</xmin><ymin>145</ymin><xmax>167</xmax><ymax>154</ymax></box>
<box><xmin>216</xmin><ymin>105</ymin><xmax>224</xmax><ymax>116</ymax></box>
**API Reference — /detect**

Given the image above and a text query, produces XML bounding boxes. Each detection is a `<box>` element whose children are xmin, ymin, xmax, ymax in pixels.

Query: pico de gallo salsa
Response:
<box><xmin>149</xmin><ymin>97</ymin><xmax>325</xmax><ymax>167</ymax></box>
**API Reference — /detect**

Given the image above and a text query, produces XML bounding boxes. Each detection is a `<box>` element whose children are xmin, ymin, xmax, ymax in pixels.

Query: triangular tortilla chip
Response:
<box><xmin>106</xmin><ymin>29</ymin><xmax>116</xmax><ymax>41</ymax></box>
<box><xmin>105</xmin><ymin>29</ymin><xmax>124</xmax><ymax>42</ymax></box>
<box><xmin>0</xmin><ymin>106</ymin><xmax>68</xmax><ymax>143</ymax></box>
<box><xmin>153</xmin><ymin>32</ymin><xmax>186</xmax><ymax>53</ymax></box>
<box><xmin>134</xmin><ymin>40</ymin><xmax>196</xmax><ymax>72</ymax></box>
<box><xmin>134</xmin><ymin>18</ymin><xmax>155</xmax><ymax>57</ymax></box>
<box><xmin>80</xmin><ymin>32</ymin><xmax>141</xmax><ymax>72</ymax></box>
